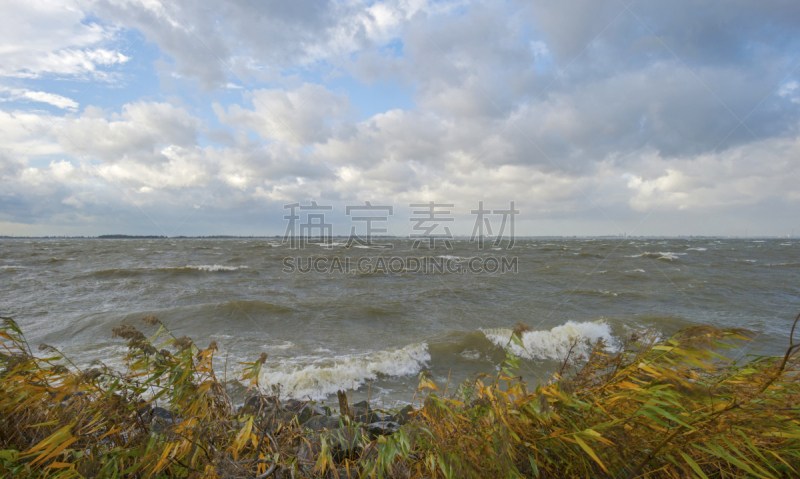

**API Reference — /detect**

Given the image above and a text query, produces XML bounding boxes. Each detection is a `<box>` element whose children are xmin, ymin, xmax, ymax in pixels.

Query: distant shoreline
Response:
<box><xmin>0</xmin><ymin>235</ymin><xmax>790</xmax><ymax>240</ymax></box>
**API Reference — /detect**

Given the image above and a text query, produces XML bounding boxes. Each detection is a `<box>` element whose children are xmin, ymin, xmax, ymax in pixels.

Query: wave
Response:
<box><xmin>258</xmin><ymin>343</ymin><xmax>430</xmax><ymax>400</ymax></box>
<box><xmin>87</xmin><ymin>265</ymin><xmax>252</xmax><ymax>277</ymax></box>
<box><xmin>436</xmin><ymin>255</ymin><xmax>474</xmax><ymax>261</ymax></box>
<box><xmin>186</xmin><ymin>264</ymin><xmax>248</xmax><ymax>272</ymax></box>
<box><xmin>627</xmin><ymin>252</ymin><xmax>686</xmax><ymax>261</ymax></box>
<box><xmin>482</xmin><ymin>320</ymin><xmax>615</xmax><ymax>360</ymax></box>
<box><xmin>686</xmin><ymin>247</ymin><xmax>707</xmax><ymax>251</ymax></box>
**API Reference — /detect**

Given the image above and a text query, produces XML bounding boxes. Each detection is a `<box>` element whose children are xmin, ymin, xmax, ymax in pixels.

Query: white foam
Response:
<box><xmin>187</xmin><ymin>265</ymin><xmax>248</xmax><ymax>271</ymax></box>
<box><xmin>686</xmin><ymin>247</ymin><xmax>707</xmax><ymax>251</ymax></box>
<box><xmin>627</xmin><ymin>252</ymin><xmax>685</xmax><ymax>261</ymax></box>
<box><xmin>482</xmin><ymin>320</ymin><xmax>615</xmax><ymax>360</ymax></box>
<box><xmin>625</xmin><ymin>269</ymin><xmax>646</xmax><ymax>273</ymax></box>
<box><xmin>437</xmin><ymin>255</ymin><xmax>470</xmax><ymax>261</ymax></box>
<box><xmin>258</xmin><ymin>343</ymin><xmax>430</xmax><ymax>400</ymax></box>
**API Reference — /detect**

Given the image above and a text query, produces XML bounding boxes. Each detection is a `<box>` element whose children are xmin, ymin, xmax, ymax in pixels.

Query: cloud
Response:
<box><xmin>0</xmin><ymin>87</ymin><xmax>79</xmax><ymax>110</ymax></box>
<box><xmin>94</xmin><ymin>0</ymin><xmax>427</xmax><ymax>89</ymax></box>
<box><xmin>2</xmin><ymin>0</ymin><xmax>800</xmax><ymax>235</ymax></box>
<box><xmin>0</xmin><ymin>0</ymin><xmax>128</xmax><ymax>79</ymax></box>
<box><xmin>215</xmin><ymin>84</ymin><xmax>352</xmax><ymax>146</ymax></box>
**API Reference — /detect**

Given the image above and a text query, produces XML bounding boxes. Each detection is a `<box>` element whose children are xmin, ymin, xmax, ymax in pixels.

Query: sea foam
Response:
<box><xmin>187</xmin><ymin>265</ymin><xmax>248</xmax><ymax>272</ymax></box>
<box><xmin>482</xmin><ymin>320</ymin><xmax>615</xmax><ymax>360</ymax></box>
<box><xmin>258</xmin><ymin>343</ymin><xmax>430</xmax><ymax>400</ymax></box>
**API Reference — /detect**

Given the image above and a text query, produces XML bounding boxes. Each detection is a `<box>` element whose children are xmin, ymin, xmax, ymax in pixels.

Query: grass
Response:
<box><xmin>1</xmin><ymin>313</ymin><xmax>799</xmax><ymax>478</ymax></box>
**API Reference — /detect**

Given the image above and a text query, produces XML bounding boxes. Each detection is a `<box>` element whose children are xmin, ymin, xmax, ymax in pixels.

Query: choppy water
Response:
<box><xmin>1</xmin><ymin>238</ymin><xmax>798</xmax><ymax>406</ymax></box>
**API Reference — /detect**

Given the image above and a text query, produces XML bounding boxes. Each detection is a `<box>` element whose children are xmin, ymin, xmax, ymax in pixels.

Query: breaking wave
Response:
<box><xmin>627</xmin><ymin>252</ymin><xmax>686</xmax><ymax>261</ymax></box>
<box><xmin>258</xmin><ymin>343</ymin><xmax>430</xmax><ymax>400</ymax></box>
<box><xmin>481</xmin><ymin>320</ymin><xmax>615</xmax><ymax>360</ymax></box>
<box><xmin>186</xmin><ymin>265</ymin><xmax>248</xmax><ymax>272</ymax></box>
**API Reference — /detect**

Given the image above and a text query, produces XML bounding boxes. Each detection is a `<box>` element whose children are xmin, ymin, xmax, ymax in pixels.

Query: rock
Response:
<box><xmin>135</xmin><ymin>401</ymin><xmax>152</xmax><ymax>417</ymax></box>
<box><xmin>393</xmin><ymin>405</ymin><xmax>414</xmax><ymax>425</ymax></box>
<box><xmin>151</xmin><ymin>406</ymin><xmax>174</xmax><ymax>420</ymax></box>
<box><xmin>304</xmin><ymin>415</ymin><xmax>341</xmax><ymax>432</ymax></box>
<box><xmin>282</xmin><ymin>398</ymin><xmax>304</xmax><ymax>412</ymax></box>
<box><xmin>240</xmin><ymin>395</ymin><xmax>279</xmax><ymax>415</ymax></box>
<box><xmin>352</xmin><ymin>400</ymin><xmax>371</xmax><ymax>411</ymax></box>
<box><xmin>295</xmin><ymin>404</ymin><xmax>315</xmax><ymax>424</ymax></box>
<box><xmin>150</xmin><ymin>406</ymin><xmax>181</xmax><ymax>433</ymax></box>
<box><xmin>349</xmin><ymin>406</ymin><xmax>368</xmax><ymax>418</ymax></box>
<box><xmin>366</xmin><ymin>421</ymin><xmax>401</xmax><ymax>439</ymax></box>
<box><xmin>311</xmin><ymin>403</ymin><xmax>332</xmax><ymax>416</ymax></box>
<box><xmin>353</xmin><ymin>411</ymin><xmax>386</xmax><ymax>424</ymax></box>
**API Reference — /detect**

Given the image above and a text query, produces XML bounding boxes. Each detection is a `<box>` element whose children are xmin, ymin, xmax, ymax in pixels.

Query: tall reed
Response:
<box><xmin>1</xmin><ymin>313</ymin><xmax>799</xmax><ymax>478</ymax></box>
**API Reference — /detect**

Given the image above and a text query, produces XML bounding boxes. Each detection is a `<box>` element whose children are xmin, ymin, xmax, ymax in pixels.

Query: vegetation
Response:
<box><xmin>1</xmin><ymin>313</ymin><xmax>799</xmax><ymax>478</ymax></box>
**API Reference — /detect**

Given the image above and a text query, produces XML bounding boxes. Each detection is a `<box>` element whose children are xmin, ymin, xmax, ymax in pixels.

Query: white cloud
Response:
<box><xmin>0</xmin><ymin>0</ymin><xmax>128</xmax><ymax>79</ymax></box>
<box><xmin>215</xmin><ymin>84</ymin><xmax>351</xmax><ymax>146</ymax></box>
<box><xmin>0</xmin><ymin>87</ymin><xmax>79</xmax><ymax>110</ymax></box>
<box><xmin>2</xmin><ymin>0</ymin><xmax>800</xmax><ymax>235</ymax></box>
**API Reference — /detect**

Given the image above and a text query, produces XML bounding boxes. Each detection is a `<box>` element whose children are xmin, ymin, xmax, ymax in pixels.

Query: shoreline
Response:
<box><xmin>1</xmin><ymin>314</ymin><xmax>799</xmax><ymax>477</ymax></box>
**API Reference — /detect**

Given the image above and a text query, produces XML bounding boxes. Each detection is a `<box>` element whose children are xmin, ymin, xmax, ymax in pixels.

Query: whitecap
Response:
<box><xmin>627</xmin><ymin>252</ymin><xmax>685</xmax><ymax>261</ymax></box>
<box><xmin>187</xmin><ymin>265</ymin><xmax>248</xmax><ymax>271</ymax></box>
<box><xmin>258</xmin><ymin>343</ymin><xmax>430</xmax><ymax>400</ymax></box>
<box><xmin>481</xmin><ymin>320</ymin><xmax>615</xmax><ymax>361</ymax></box>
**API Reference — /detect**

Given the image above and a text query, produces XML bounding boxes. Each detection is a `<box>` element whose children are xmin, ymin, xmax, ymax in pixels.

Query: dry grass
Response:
<box><xmin>1</xmin><ymin>313</ymin><xmax>799</xmax><ymax>478</ymax></box>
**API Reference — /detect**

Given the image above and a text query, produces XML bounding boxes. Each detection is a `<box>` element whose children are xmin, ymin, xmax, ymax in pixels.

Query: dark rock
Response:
<box><xmin>150</xmin><ymin>406</ymin><xmax>181</xmax><ymax>433</ymax></box>
<box><xmin>295</xmin><ymin>404</ymin><xmax>315</xmax><ymax>424</ymax></box>
<box><xmin>366</xmin><ymin>421</ymin><xmax>401</xmax><ymax>439</ymax></box>
<box><xmin>393</xmin><ymin>405</ymin><xmax>414</xmax><ymax>425</ymax></box>
<box><xmin>152</xmin><ymin>406</ymin><xmax>174</xmax><ymax>420</ymax></box>
<box><xmin>135</xmin><ymin>401</ymin><xmax>152</xmax><ymax>417</ymax></box>
<box><xmin>282</xmin><ymin>398</ymin><xmax>305</xmax><ymax>412</ymax></box>
<box><xmin>352</xmin><ymin>400</ymin><xmax>371</xmax><ymax>411</ymax></box>
<box><xmin>353</xmin><ymin>411</ymin><xmax>387</xmax><ymax>424</ymax></box>
<box><xmin>304</xmin><ymin>415</ymin><xmax>341</xmax><ymax>432</ymax></box>
<box><xmin>240</xmin><ymin>395</ymin><xmax>279</xmax><ymax>415</ymax></box>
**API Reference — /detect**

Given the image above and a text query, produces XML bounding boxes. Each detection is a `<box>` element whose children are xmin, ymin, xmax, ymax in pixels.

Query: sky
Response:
<box><xmin>1</xmin><ymin>0</ymin><xmax>799</xmax><ymax>237</ymax></box>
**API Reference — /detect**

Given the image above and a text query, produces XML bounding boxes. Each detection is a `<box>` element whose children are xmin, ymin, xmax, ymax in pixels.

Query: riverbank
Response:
<box><xmin>1</xmin><ymin>314</ymin><xmax>799</xmax><ymax>478</ymax></box>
